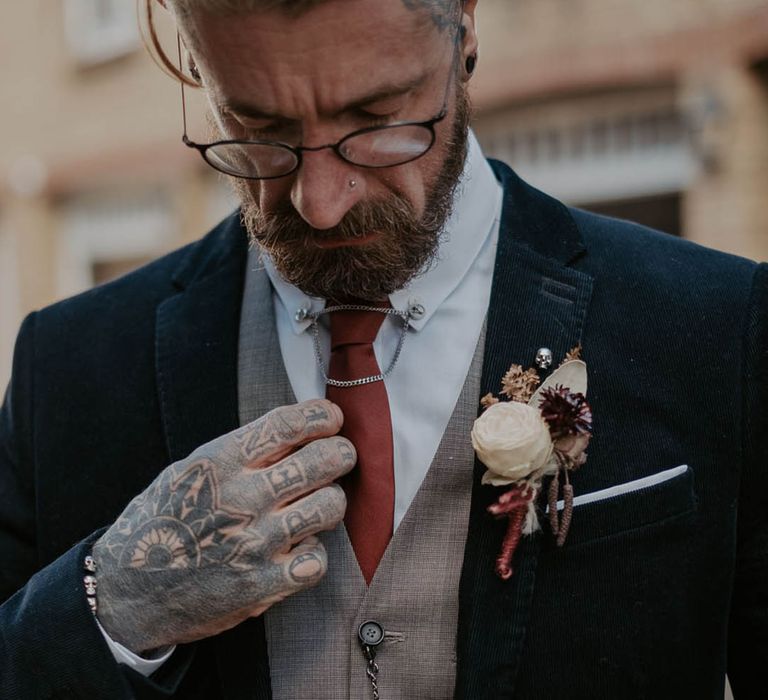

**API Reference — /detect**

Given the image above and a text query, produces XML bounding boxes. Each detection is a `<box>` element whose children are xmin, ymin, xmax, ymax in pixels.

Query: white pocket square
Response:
<box><xmin>551</xmin><ymin>464</ymin><xmax>690</xmax><ymax>512</ymax></box>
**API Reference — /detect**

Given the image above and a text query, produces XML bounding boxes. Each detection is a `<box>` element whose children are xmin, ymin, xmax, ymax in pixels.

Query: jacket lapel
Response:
<box><xmin>156</xmin><ymin>214</ymin><xmax>247</xmax><ymax>462</ymax></box>
<box><xmin>155</xmin><ymin>214</ymin><xmax>272</xmax><ymax>699</ymax></box>
<box><xmin>455</xmin><ymin>162</ymin><xmax>594</xmax><ymax>699</ymax></box>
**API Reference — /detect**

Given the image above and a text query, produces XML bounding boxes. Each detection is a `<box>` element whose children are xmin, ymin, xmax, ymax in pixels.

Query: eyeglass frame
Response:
<box><xmin>177</xmin><ymin>18</ymin><xmax>464</xmax><ymax>181</ymax></box>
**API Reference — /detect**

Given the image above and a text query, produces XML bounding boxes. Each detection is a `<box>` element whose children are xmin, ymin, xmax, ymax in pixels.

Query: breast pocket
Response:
<box><xmin>520</xmin><ymin>466</ymin><xmax>701</xmax><ymax>698</ymax></box>
<box><xmin>550</xmin><ymin>464</ymin><xmax>696</xmax><ymax>547</ymax></box>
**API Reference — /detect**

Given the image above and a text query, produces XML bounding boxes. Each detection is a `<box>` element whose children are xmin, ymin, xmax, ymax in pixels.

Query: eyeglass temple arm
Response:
<box><xmin>433</xmin><ymin>14</ymin><xmax>465</xmax><ymax>117</ymax></box>
<box><xmin>177</xmin><ymin>32</ymin><xmax>190</xmax><ymax>140</ymax></box>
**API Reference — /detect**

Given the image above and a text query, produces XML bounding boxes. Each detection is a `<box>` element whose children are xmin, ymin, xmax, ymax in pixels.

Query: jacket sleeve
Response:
<box><xmin>728</xmin><ymin>262</ymin><xmax>768</xmax><ymax>698</ymax></box>
<box><xmin>0</xmin><ymin>314</ymin><xmax>194</xmax><ymax>699</ymax></box>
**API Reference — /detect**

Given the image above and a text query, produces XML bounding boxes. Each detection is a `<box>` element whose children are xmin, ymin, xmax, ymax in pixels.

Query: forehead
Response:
<box><xmin>182</xmin><ymin>0</ymin><xmax>454</xmax><ymax>116</ymax></box>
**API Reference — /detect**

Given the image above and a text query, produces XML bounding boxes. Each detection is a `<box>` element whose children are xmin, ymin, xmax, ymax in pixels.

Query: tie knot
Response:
<box><xmin>329</xmin><ymin>302</ymin><xmax>391</xmax><ymax>348</ymax></box>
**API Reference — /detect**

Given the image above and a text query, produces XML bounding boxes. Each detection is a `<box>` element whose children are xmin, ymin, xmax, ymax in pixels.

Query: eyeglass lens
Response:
<box><xmin>203</xmin><ymin>123</ymin><xmax>436</xmax><ymax>179</ymax></box>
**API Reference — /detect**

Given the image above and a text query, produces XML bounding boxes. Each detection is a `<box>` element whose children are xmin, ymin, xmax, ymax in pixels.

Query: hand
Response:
<box><xmin>91</xmin><ymin>399</ymin><xmax>354</xmax><ymax>653</ymax></box>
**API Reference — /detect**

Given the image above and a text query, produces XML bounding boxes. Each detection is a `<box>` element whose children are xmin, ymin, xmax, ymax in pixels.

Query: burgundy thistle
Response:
<box><xmin>539</xmin><ymin>386</ymin><xmax>593</xmax><ymax>439</ymax></box>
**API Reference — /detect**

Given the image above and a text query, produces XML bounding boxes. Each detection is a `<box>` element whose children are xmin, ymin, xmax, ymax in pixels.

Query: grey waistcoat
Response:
<box><xmin>238</xmin><ymin>263</ymin><xmax>484</xmax><ymax>700</ymax></box>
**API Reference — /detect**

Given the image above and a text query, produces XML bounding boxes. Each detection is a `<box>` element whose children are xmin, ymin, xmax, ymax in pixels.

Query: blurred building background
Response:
<box><xmin>1</xmin><ymin>0</ymin><xmax>768</xmax><ymax>398</ymax></box>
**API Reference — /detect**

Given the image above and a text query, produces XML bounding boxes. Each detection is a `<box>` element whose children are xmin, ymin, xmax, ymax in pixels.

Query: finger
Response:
<box><xmin>281</xmin><ymin>485</ymin><xmax>347</xmax><ymax>545</ymax></box>
<box><xmin>258</xmin><ymin>436</ymin><xmax>356</xmax><ymax>507</ymax></box>
<box><xmin>264</xmin><ymin>484</ymin><xmax>346</xmax><ymax>553</ymax></box>
<box><xmin>246</xmin><ymin>537</ymin><xmax>327</xmax><ymax>618</ymax></box>
<box><xmin>233</xmin><ymin>399</ymin><xmax>344</xmax><ymax>469</ymax></box>
<box><xmin>275</xmin><ymin>536</ymin><xmax>328</xmax><ymax>591</ymax></box>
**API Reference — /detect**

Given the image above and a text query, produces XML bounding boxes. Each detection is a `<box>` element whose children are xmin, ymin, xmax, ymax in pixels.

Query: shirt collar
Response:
<box><xmin>259</xmin><ymin>130</ymin><xmax>502</xmax><ymax>334</ymax></box>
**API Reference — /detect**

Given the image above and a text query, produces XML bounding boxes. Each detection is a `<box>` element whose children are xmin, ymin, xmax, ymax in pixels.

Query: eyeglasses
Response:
<box><xmin>178</xmin><ymin>25</ymin><xmax>461</xmax><ymax>181</ymax></box>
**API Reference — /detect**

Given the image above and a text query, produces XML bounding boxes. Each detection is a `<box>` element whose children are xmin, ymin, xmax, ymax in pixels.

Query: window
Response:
<box><xmin>64</xmin><ymin>0</ymin><xmax>140</xmax><ymax>66</ymax></box>
<box><xmin>57</xmin><ymin>189</ymin><xmax>173</xmax><ymax>296</ymax></box>
<box><xmin>474</xmin><ymin>87</ymin><xmax>696</xmax><ymax>207</ymax></box>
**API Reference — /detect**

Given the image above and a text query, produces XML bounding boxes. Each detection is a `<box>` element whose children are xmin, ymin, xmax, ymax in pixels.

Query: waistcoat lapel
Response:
<box><xmin>237</xmin><ymin>251</ymin><xmax>296</xmax><ymax>425</ymax></box>
<box><xmin>455</xmin><ymin>162</ymin><xmax>594</xmax><ymax>699</ymax></box>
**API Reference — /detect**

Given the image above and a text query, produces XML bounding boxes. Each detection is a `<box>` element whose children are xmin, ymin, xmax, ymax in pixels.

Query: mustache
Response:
<box><xmin>250</xmin><ymin>194</ymin><xmax>418</xmax><ymax>247</ymax></box>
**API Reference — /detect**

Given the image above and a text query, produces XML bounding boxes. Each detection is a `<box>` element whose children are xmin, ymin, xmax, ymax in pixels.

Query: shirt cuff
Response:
<box><xmin>95</xmin><ymin>616</ymin><xmax>176</xmax><ymax>676</ymax></box>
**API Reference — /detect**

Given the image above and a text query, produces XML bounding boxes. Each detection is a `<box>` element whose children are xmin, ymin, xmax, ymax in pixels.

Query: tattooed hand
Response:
<box><xmin>92</xmin><ymin>399</ymin><xmax>354</xmax><ymax>653</ymax></box>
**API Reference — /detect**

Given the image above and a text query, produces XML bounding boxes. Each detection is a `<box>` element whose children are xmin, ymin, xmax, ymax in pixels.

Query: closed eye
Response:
<box><xmin>359</xmin><ymin>113</ymin><xmax>395</xmax><ymax>128</ymax></box>
<box><xmin>228</xmin><ymin>120</ymin><xmax>299</xmax><ymax>142</ymax></box>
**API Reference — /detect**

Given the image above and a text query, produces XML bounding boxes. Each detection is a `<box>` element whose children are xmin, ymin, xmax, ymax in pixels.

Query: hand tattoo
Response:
<box><xmin>266</xmin><ymin>457</ymin><xmax>307</xmax><ymax>498</ymax></box>
<box><xmin>91</xmin><ymin>400</ymin><xmax>351</xmax><ymax>652</ymax></box>
<box><xmin>236</xmin><ymin>403</ymin><xmax>331</xmax><ymax>462</ymax></box>
<box><xmin>100</xmin><ymin>460</ymin><xmax>256</xmax><ymax>571</ymax></box>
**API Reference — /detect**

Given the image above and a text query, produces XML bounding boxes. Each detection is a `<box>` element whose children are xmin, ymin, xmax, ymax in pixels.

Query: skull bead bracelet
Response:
<box><xmin>83</xmin><ymin>554</ymin><xmax>98</xmax><ymax>615</ymax></box>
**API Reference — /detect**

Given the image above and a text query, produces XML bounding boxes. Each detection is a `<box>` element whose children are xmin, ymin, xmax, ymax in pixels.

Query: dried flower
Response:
<box><xmin>539</xmin><ymin>386</ymin><xmax>593</xmax><ymax>439</ymax></box>
<box><xmin>555</xmin><ymin>433</ymin><xmax>591</xmax><ymax>470</ymax></box>
<box><xmin>500</xmin><ymin>364</ymin><xmax>541</xmax><ymax>403</ymax></box>
<box><xmin>480</xmin><ymin>392</ymin><xmax>500</xmax><ymax>410</ymax></box>
<box><xmin>564</xmin><ymin>345</ymin><xmax>583</xmax><ymax>363</ymax></box>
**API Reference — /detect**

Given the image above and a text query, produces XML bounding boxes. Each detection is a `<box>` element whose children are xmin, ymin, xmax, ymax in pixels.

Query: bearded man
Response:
<box><xmin>0</xmin><ymin>0</ymin><xmax>766</xmax><ymax>698</ymax></box>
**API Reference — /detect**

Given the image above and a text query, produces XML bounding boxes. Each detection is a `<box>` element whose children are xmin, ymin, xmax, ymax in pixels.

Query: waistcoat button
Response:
<box><xmin>358</xmin><ymin>620</ymin><xmax>385</xmax><ymax>646</ymax></box>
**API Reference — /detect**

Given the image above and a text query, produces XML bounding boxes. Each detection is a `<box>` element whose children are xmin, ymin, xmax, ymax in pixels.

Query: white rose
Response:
<box><xmin>471</xmin><ymin>401</ymin><xmax>555</xmax><ymax>485</ymax></box>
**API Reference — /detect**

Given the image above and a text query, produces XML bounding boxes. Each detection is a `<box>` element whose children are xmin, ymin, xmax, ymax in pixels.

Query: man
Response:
<box><xmin>0</xmin><ymin>0</ymin><xmax>766</xmax><ymax>698</ymax></box>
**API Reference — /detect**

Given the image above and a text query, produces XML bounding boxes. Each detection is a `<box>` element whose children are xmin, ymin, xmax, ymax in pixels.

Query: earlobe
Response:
<box><xmin>459</xmin><ymin>14</ymin><xmax>479</xmax><ymax>80</ymax></box>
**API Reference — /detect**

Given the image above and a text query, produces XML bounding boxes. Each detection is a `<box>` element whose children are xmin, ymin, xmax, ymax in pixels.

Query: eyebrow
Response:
<box><xmin>218</xmin><ymin>73</ymin><xmax>430</xmax><ymax>122</ymax></box>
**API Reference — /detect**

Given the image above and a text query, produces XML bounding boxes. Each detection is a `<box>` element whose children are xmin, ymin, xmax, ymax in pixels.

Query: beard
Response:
<box><xmin>233</xmin><ymin>82</ymin><xmax>472</xmax><ymax>301</ymax></box>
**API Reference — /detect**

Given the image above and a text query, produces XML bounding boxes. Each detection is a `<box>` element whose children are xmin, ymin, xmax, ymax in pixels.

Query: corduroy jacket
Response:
<box><xmin>1</xmin><ymin>162</ymin><xmax>766</xmax><ymax>699</ymax></box>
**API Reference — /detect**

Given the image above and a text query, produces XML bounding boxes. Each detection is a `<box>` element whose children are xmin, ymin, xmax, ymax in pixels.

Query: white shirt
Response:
<box><xmin>103</xmin><ymin>131</ymin><xmax>502</xmax><ymax>674</ymax></box>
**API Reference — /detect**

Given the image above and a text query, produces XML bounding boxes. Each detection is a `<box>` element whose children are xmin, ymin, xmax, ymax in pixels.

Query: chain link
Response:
<box><xmin>363</xmin><ymin>645</ymin><xmax>380</xmax><ymax>700</ymax></box>
<box><xmin>309</xmin><ymin>304</ymin><xmax>411</xmax><ymax>388</ymax></box>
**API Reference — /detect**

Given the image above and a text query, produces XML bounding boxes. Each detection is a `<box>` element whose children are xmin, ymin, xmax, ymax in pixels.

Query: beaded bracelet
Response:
<box><xmin>83</xmin><ymin>554</ymin><xmax>97</xmax><ymax>615</ymax></box>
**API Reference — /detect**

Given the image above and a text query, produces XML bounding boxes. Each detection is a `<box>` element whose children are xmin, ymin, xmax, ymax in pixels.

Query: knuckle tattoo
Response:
<box><xmin>288</xmin><ymin>551</ymin><xmax>326</xmax><ymax>584</ymax></box>
<box><xmin>236</xmin><ymin>403</ymin><xmax>320</xmax><ymax>462</ymax></box>
<box><xmin>300</xmin><ymin>403</ymin><xmax>329</xmax><ymax>426</ymax></box>
<box><xmin>273</xmin><ymin>406</ymin><xmax>309</xmax><ymax>440</ymax></box>
<box><xmin>266</xmin><ymin>458</ymin><xmax>306</xmax><ymax>497</ymax></box>
<box><xmin>285</xmin><ymin>509</ymin><xmax>323</xmax><ymax>538</ymax></box>
<box><xmin>335</xmin><ymin>438</ymin><xmax>356</xmax><ymax>464</ymax></box>
<box><xmin>236</xmin><ymin>421</ymin><xmax>280</xmax><ymax>461</ymax></box>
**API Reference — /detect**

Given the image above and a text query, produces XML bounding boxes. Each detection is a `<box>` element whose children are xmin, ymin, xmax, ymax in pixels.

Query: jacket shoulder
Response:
<box><xmin>570</xmin><ymin>206</ymin><xmax>758</xmax><ymax>276</ymax></box>
<box><xmin>32</xmin><ymin>211</ymin><xmax>245</xmax><ymax>353</ymax></box>
<box><xmin>569</xmin><ymin>206</ymin><xmax>759</xmax><ymax>304</ymax></box>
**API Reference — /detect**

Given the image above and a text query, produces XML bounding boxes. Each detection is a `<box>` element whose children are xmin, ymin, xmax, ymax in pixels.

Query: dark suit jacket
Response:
<box><xmin>1</xmin><ymin>162</ymin><xmax>766</xmax><ymax>700</ymax></box>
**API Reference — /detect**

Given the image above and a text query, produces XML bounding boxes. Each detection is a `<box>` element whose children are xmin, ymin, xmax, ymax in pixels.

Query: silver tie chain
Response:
<box><xmin>309</xmin><ymin>303</ymin><xmax>412</xmax><ymax>388</ymax></box>
<box><xmin>363</xmin><ymin>644</ymin><xmax>381</xmax><ymax>699</ymax></box>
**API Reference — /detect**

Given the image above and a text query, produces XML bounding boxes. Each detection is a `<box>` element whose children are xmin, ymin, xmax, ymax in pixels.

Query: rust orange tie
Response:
<box><xmin>326</xmin><ymin>303</ymin><xmax>395</xmax><ymax>585</ymax></box>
